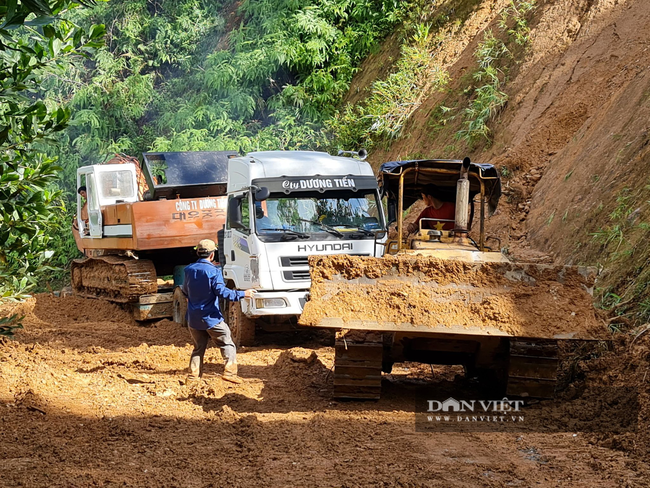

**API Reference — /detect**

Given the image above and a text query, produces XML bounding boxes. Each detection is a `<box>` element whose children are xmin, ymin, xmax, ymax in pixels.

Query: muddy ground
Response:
<box><xmin>1</xmin><ymin>295</ymin><xmax>649</xmax><ymax>487</ymax></box>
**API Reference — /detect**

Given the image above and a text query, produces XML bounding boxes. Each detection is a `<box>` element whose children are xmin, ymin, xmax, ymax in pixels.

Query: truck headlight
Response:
<box><xmin>255</xmin><ymin>298</ymin><xmax>287</xmax><ymax>309</ymax></box>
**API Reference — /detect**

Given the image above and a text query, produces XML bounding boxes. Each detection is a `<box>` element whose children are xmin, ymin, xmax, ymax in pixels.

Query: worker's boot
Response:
<box><xmin>185</xmin><ymin>359</ymin><xmax>202</xmax><ymax>386</ymax></box>
<box><xmin>223</xmin><ymin>362</ymin><xmax>242</xmax><ymax>384</ymax></box>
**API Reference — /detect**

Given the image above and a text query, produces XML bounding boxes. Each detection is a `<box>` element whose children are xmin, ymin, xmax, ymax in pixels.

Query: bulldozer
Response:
<box><xmin>71</xmin><ymin>151</ymin><xmax>235</xmax><ymax>324</ymax></box>
<box><xmin>299</xmin><ymin>158</ymin><xmax>607</xmax><ymax>400</ymax></box>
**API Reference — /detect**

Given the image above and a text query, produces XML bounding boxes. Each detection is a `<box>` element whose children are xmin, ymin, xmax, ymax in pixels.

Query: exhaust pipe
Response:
<box><xmin>338</xmin><ymin>148</ymin><xmax>368</xmax><ymax>160</ymax></box>
<box><xmin>455</xmin><ymin>157</ymin><xmax>471</xmax><ymax>234</ymax></box>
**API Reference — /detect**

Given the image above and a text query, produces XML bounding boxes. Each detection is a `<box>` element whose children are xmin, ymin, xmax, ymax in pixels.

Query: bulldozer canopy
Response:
<box><xmin>379</xmin><ymin>159</ymin><xmax>501</xmax><ymax>215</ymax></box>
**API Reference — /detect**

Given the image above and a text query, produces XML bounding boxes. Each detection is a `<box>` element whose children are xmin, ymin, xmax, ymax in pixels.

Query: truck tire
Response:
<box><xmin>226</xmin><ymin>299</ymin><xmax>256</xmax><ymax>347</ymax></box>
<box><xmin>172</xmin><ymin>287</ymin><xmax>187</xmax><ymax>326</ymax></box>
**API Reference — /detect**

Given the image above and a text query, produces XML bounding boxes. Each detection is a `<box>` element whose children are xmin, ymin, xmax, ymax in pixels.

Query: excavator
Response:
<box><xmin>299</xmin><ymin>158</ymin><xmax>607</xmax><ymax>400</ymax></box>
<box><xmin>71</xmin><ymin>151</ymin><xmax>235</xmax><ymax>323</ymax></box>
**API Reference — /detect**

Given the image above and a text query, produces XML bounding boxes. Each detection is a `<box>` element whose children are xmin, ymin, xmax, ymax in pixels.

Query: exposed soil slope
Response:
<box><xmin>360</xmin><ymin>0</ymin><xmax>649</xmax><ymax>301</ymax></box>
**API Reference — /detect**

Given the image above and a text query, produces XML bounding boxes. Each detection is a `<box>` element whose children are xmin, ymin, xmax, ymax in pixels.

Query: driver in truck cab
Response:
<box><xmin>406</xmin><ymin>184</ymin><xmax>456</xmax><ymax>234</ymax></box>
<box><xmin>255</xmin><ymin>201</ymin><xmax>274</xmax><ymax>232</ymax></box>
<box><xmin>182</xmin><ymin>239</ymin><xmax>255</xmax><ymax>384</ymax></box>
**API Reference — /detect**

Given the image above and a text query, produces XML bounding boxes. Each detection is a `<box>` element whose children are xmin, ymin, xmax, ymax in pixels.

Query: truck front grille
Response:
<box><xmin>280</xmin><ymin>256</ymin><xmax>309</xmax><ymax>267</ymax></box>
<box><xmin>283</xmin><ymin>270</ymin><xmax>311</xmax><ymax>281</ymax></box>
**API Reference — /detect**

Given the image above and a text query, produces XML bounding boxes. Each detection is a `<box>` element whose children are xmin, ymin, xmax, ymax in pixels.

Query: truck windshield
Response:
<box><xmin>254</xmin><ymin>190</ymin><xmax>383</xmax><ymax>240</ymax></box>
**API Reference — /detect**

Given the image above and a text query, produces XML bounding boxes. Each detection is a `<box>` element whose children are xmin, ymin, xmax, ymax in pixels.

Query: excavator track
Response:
<box><xmin>71</xmin><ymin>256</ymin><xmax>157</xmax><ymax>303</ymax></box>
<box><xmin>506</xmin><ymin>339</ymin><xmax>559</xmax><ymax>399</ymax></box>
<box><xmin>333</xmin><ymin>333</ymin><xmax>383</xmax><ymax>400</ymax></box>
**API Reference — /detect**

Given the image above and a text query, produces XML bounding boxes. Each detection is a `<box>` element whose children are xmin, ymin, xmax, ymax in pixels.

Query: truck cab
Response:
<box><xmin>222</xmin><ymin>151</ymin><xmax>387</xmax><ymax>337</ymax></box>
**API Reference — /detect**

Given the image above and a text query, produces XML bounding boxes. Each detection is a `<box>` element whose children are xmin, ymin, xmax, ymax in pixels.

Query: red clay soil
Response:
<box><xmin>300</xmin><ymin>255</ymin><xmax>606</xmax><ymax>340</ymax></box>
<box><xmin>1</xmin><ymin>294</ymin><xmax>649</xmax><ymax>487</ymax></box>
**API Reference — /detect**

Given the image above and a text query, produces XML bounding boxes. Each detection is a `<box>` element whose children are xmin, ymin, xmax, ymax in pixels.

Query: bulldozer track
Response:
<box><xmin>71</xmin><ymin>256</ymin><xmax>158</xmax><ymax>303</ymax></box>
<box><xmin>506</xmin><ymin>339</ymin><xmax>559</xmax><ymax>399</ymax></box>
<box><xmin>333</xmin><ymin>335</ymin><xmax>383</xmax><ymax>400</ymax></box>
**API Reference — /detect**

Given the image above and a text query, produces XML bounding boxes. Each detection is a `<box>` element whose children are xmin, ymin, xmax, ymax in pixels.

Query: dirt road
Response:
<box><xmin>1</xmin><ymin>295</ymin><xmax>648</xmax><ymax>487</ymax></box>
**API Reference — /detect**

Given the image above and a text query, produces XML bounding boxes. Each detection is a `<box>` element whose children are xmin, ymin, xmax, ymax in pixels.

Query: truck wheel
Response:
<box><xmin>172</xmin><ymin>287</ymin><xmax>187</xmax><ymax>326</ymax></box>
<box><xmin>227</xmin><ymin>299</ymin><xmax>256</xmax><ymax>347</ymax></box>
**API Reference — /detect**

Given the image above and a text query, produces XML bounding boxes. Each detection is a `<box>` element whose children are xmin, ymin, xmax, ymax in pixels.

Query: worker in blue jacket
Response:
<box><xmin>182</xmin><ymin>239</ymin><xmax>255</xmax><ymax>384</ymax></box>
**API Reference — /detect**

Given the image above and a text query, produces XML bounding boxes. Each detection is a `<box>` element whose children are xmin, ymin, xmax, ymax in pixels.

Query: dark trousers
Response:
<box><xmin>188</xmin><ymin>322</ymin><xmax>236</xmax><ymax>377</ymax></box>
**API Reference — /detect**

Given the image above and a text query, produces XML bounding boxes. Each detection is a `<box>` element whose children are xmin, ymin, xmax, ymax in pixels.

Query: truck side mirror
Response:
<box><xmin>387</xmin><ymin>200</ymin><xmax>397</xmax><ymax>225</ymax></box>
<box><xmin>254</xmin><ymin>186</ymin><xmax>270</xmax><ymax>201</ymax></box>
<box><xmin>228</xmin><ymin>196</ymin><xmax>245</xmax><ymax>230</ymax></box>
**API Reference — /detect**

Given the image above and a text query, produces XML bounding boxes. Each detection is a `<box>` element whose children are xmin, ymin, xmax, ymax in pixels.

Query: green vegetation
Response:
<box><xmin>497</xmin><ymin>0</ymin><xmax>536</xmax><ymax>46</ymax></box>
<box><xmin>589</xmin><ymin>185</ymin><xmax>650</xmax><ymax>329</ymax></box>
<box><xmin>590</xmin><ymin>188</ymin><xmax>634</xmax><ymax>252</ymax></box>
<box><xmin>455</xmin><ymin>0</ymin><xmax>536</xmax><ymax>145</ymax></box>
<box><xmin>328</xmin><ymin>16</ymin><xmax>450</xmax><ymax>150</ymax></box>
<box><xmin>0</xmin><ymin>314</ymin><xmax>24</xmax><ymax>339</ymax></box>
<box><xmin>0</xmin><ymin>0</ymin><xmax>105</xmax><ymax>297</ymax></box>
<box><xmin>455</xmin><ymin>32</ymin><xmax>509</xmax><ymax>144</ymax></box>
<box><xmin>58</xmin><ymin>0</ymin><xmax>408</xmax><ymax>164</ymax></box>
<box><xmin>326</xmin><ymin>0</ymin><xmax>494</xmax><ymax>152</ymax></box>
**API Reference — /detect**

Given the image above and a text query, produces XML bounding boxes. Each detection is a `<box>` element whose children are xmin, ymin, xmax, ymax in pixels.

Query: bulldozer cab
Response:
<box><xmin>379</xmin><ymin>159</ymin><xmax>501</xmax><ymax>253</ymax></box>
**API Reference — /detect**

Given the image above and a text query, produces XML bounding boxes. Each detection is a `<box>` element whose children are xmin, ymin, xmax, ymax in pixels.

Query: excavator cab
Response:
<box><xmin>71</xmin><ymin>152</ymin><xmax>236</xmax><ymax>322</ymax></box>
<box><xmin>76</xmin><ymin>163</ymin><xmax>139</xmax><ymax>238</ymax></box>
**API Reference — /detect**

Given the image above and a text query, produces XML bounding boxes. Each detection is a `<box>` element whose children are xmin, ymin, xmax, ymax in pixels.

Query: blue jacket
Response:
<box><xmin>181</xmin><ymin>258</ymin><xmax>245</xmax><ymax>330</ymax></box>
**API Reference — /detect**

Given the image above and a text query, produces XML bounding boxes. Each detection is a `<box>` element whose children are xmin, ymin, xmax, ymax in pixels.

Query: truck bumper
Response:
<box><xmin>241</xmin><ymin>290</ymin><xmax>308</xmax><ymax>317</ymax></box>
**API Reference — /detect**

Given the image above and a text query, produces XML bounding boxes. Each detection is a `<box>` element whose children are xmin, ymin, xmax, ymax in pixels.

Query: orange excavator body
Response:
<box><xmin>71</xmin><ymin>151</ymin><xmax>235</xmax><ymax>320</ymax></box>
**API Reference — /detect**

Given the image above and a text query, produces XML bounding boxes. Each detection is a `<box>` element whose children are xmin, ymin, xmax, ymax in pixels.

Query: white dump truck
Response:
<box><xmin>220</xmin><ymin>150</ymin><xmax>387</xmax><ymax>345</ymax></box>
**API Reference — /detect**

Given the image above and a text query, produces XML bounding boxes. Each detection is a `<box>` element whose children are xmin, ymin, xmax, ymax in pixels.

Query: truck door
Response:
<box><xmin>225</xmin><ymin>191</ymin><xmax>254</xmax><ymax>289</ymax></box>
<box><xmin>85</xmin><ymin>176</ymin><xmax>103</xmax><ymax>238</ymax></box>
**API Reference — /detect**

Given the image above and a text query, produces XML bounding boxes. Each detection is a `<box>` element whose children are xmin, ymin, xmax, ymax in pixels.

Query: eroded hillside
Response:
<box><xmin>352</xmin><ymin>0</ymin><xmax>650</xmax><ymax>321</ymax></box>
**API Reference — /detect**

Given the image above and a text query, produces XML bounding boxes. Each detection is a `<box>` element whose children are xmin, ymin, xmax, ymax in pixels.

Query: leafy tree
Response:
<box><xmin>53</xmin><ymin>0</ymin><xmax>407</xmax><ymax>164</ymax></box>
<box><xmin>0</xmin><ymin>0</ymin><xmax>105</xmax><ymax>297</ymax></box>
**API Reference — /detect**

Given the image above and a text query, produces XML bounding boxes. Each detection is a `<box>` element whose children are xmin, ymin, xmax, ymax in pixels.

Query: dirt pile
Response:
<box><xmin>31</xmin><ymin>293</ymin><xmax>135</xmax><ymax>325</ymax></box>
<box><xmin>560</xmin><ymin>332</ymin><xmax>650</xmax><ymax>458</ymax></box>
<box><xmin>2</xmin><ymin>294</ymin><xmax>650</xmax><ymax>486</ymax></box>
<box><xmin>301</xmin><ymin>254</ymin><xmax>606</xmax><ymax>339</ymax></box>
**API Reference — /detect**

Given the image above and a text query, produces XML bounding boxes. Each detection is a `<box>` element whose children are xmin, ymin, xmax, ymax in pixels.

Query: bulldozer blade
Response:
<box><xmin>299</xmin><ymin>255</ymin><xmax>607</xmax><ymax>341</ymax></box>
